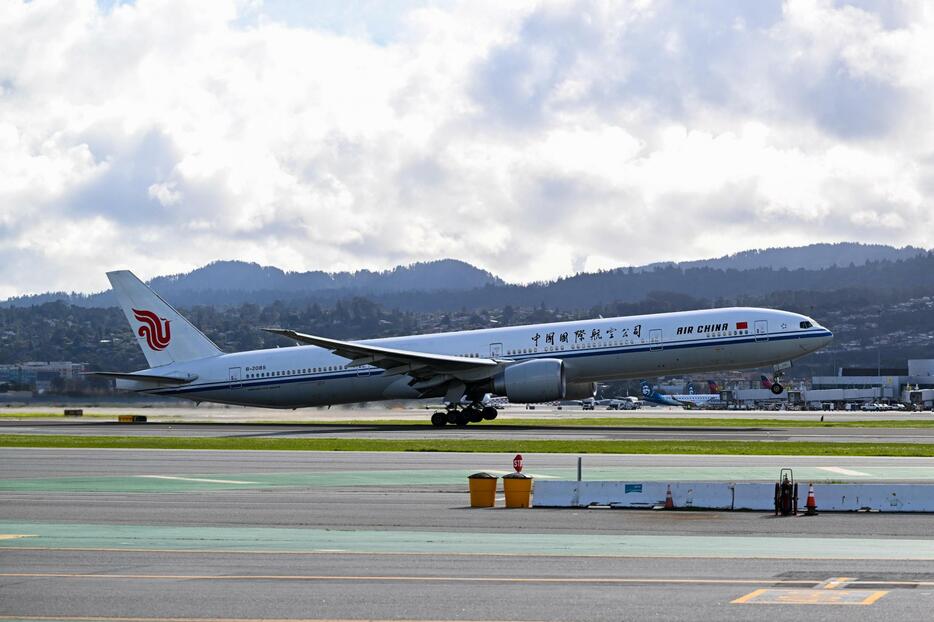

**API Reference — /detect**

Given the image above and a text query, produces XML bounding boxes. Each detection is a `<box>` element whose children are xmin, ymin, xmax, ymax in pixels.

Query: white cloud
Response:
<box><xmin>1</xmin><ymin>0</ymin><xmax>933</xmax><ymax>298</ymax></box>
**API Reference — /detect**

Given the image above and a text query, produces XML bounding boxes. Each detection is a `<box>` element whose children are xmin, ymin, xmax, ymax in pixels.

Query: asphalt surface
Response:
<box><xmin>2</xmin><ymin>448</ymin><xmax>934</xmax><ymax>621</ymax></box>
<box><xmin>6</xmin><ymin>418</ymin><xmax>934</xmax><ymax>443</ymax></box>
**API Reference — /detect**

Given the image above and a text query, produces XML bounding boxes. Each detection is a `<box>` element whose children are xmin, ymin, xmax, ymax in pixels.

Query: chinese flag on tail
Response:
<box><xmin>736</xmin><ymin>321</ymin><xmax>748</xmax><ymax>330</ymax></box>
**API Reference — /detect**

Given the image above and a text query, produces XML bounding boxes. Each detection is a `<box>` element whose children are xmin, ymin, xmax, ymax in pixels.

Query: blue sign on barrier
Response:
<box><xmin>625</xmin><ymin>484</ymin><xmax>643</xmax><ymax>494</ymax></box>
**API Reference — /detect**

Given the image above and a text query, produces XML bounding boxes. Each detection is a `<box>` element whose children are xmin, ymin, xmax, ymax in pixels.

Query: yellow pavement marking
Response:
<box><xmin>862</xmin><ymin>591</ymin><xmax>889</xmax><ymax>605</ymax></box>
<box><xmin>816</xmin><ymin>576</ymin><xmax>857</xmax><ymax>589</ymax></box>
<box><xmin>732</xmin><ymin>588</ymin><xmax>888</xmax><ymax>605</ymax></box>
<box><xmin>137</xmin><ymin>475</ymin><xmax>258</xmax><ymax>484</ymax></box>
<box><xmin>0</xmin><ymin>534</ymin><xmax>36</xmax><ymax>540</ymax></box>
<box><xmin>731</xmin><ymin>588</ymin><xmax>767</xmax><ymax>604</ymax></box>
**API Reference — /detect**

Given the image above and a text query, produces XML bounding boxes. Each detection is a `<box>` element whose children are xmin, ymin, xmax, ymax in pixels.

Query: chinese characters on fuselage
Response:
<box><xmin>532</xmin><ymin>324</ymin><xmax>642</xmax><ymax>346</ymax></box>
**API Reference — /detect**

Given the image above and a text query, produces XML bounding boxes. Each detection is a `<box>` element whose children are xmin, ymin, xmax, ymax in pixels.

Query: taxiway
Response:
<box><xmin>2</xmin><ymin>447</ymin><xmax>934</xmax><ymax>620</ymax></box>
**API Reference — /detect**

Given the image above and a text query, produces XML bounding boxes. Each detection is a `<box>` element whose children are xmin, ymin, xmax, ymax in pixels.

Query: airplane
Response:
<box><xmin>593</xmin><ymin>396</ymin><xmax>640</xmax><ymax>410</ymax></box>
<box><xmin>639</xmin><ymin>381</ymin><xmax>683</xmax><ymax>407</ymax></box>
<box><xmin>93</xmin><ymin>270</ymin><xmax>833</xmax><ymax>426</ymax></box>
<box><xmin>671</xmin><ymin>379</ymin><xmax>723</xmax><ymax>408</ymax></box>
<box><xmin>639</xmin><ymin>380</ymin><xmax>722</xmax><ymax>408</ymax></box>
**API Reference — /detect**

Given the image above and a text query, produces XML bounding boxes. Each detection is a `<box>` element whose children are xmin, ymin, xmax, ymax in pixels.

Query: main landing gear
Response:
<box><xmin>430</xmin><ymin>403</ymin><xmax>498</xmax><ymax>427</ymax></box>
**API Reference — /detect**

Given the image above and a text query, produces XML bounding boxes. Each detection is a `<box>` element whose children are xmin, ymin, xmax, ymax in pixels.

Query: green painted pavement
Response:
<box><xmin>1</xmin><ymin>466</ymin><xmax>934</xmax><ymax>493</ymax></box>
<box><xmin>1</xmin><ymin>520</ymin><xmax>932</xmax><ymax>560</ymax></box>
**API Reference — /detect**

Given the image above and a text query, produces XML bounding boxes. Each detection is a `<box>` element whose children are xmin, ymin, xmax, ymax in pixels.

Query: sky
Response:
<box><xmin>1</xmin><ymin>0</ymin><xmax>933</xmax><ymax>297</ymax></box>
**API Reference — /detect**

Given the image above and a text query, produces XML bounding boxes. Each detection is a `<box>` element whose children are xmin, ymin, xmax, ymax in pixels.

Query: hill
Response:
<box><xmin>1</xmin><ymin>259</ymin><xmax>503</xmax><ymax>308</ymax></box>
<box><xmin>642</xmin><ymin>242</ymin><xmax>926</xmax><ymax>272</ymax></box>
<box><xmin>2</xmin><ymin>243</ymin><xmax>927</xmax><ymax>310</ymax></box>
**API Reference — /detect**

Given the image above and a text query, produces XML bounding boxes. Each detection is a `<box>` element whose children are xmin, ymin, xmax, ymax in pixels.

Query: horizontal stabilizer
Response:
<box><xmin>86</xmin><ymin>372</ymin><xmax>198</xmax><ymax>384</ymax></box>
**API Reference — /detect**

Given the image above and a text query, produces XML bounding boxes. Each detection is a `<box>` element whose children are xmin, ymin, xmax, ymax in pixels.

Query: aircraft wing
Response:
<box><xmin>262</xmin><ymin>328</ymin><xmax>501</xmax><ymax>382</ymax></box>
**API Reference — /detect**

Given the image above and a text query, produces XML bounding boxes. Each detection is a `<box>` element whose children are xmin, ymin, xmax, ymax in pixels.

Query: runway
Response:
<box><xmin>6</xmin><ymin>418</ymin><xmax>934</xmax><ymax>443</ymax></box>
<box><xmin>7</xmin><ymin>403</ymin><xmax>934</xmax><ymax>422</ymax></box>
<box><xmin>2</xmin><ymin>448</ymin><xmax>934</xmax><ymax>620</ymax></box>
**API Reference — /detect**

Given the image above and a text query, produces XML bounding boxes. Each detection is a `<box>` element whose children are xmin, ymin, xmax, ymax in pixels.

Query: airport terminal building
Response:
<box><xmin>811</xmin><ymin>359</ymin><xmax>934</xmax><ymax>408</ymax></box>
<box><xmin>725</xmin><ymin>359</ymin><xmax>934</xmax><ymax>409</ymax></box>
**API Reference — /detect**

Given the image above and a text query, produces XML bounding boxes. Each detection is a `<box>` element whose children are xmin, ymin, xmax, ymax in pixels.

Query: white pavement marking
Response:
<box><xmin>137</xmin><ymin>475</ymin><xmax>258</xmax><ymax>484</ymax></box>
<box><xmin>817</xmin><ymin>467</ymin><xmax>871</xmax><ymax>477</ymax></box>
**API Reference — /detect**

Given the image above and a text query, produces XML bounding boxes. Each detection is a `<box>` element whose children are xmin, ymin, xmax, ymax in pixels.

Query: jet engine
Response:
<box><xmin>492</xmin><ymin>359</ymin><xmax>567</xmax><ymax>403</ymax></box>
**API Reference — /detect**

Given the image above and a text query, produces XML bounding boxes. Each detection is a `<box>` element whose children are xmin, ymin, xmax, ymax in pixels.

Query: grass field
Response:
<box><xmin>2</xmin><ymin>434</ymin><xmax>934</xmax><ymax>456</ymax></box>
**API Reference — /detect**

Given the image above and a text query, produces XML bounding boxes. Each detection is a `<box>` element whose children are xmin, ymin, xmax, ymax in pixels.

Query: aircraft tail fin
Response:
<box><xmin>760</xmin><ymin>375</ymin><xmax>774</xmax><ymax>389</ymax></box>
<box><xmin>707</xmin><ymin>380</ymin><xmax>720</xmax><ymax>393</ymax></box>
<box><xmin>639</xmin><ymin>380</ymin><xmax>657</xmax><ymax>399</ymax></box>
<box><xmin>107</xmin><ymin>270</ymin><xmax>222</xmax><ymax>368</ymax></box>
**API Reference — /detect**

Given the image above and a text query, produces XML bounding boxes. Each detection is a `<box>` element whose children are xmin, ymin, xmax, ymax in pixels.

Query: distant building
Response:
<box><xmin>0</xmin><ymin>361</ymin><xmax>88</xmax><ymax>393</ymax></box>
<box><xmin>812</xmin><ymin>360</ymin><xmax>934</xmax><ymax>399</ymax></box>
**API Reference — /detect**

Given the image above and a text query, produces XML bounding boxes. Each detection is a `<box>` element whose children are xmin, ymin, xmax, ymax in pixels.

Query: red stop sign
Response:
<box><xmin>513</xmin><ymin>454</ymin><xmax>523</xmax><ymax>472</ymax></box>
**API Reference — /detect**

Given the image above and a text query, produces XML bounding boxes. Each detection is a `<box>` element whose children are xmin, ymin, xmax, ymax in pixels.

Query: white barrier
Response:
<box><xmin>532</xmin><ymin>480</ymin><xmax>934</xmax><ymax>512</ymax></box>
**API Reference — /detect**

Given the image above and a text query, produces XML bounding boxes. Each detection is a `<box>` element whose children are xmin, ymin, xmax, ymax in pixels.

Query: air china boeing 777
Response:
<box><xmin>95</xmin><ymin>271</ymin><xmax>833</xmax><ymax>426</ymax></box>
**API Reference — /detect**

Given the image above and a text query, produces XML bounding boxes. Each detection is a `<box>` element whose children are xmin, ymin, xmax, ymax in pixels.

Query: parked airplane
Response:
<box><xmin>94</xmin><ymin>270</ymin><xmax>832</xmax><ymax>426</ymax></box>
<box><xmin>593</xmin><ymin>396</ymin><xmax>640</xmax><ymax>410</ymax></box>
<box><xmin>639</xmin><ymin>381</ymin><xmax>682</xmax><ymax>407</ymax></box>
<box><xmin>639</xmin><ymin>380</ymin><xmax>723</xmax><ymax>408</ymax></box>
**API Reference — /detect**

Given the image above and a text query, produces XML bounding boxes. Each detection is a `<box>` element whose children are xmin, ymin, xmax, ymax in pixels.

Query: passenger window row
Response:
<box><xmin>245</xmin><ymin>365</ymin><xmax>370</xmax><ymax>379</ymax></box>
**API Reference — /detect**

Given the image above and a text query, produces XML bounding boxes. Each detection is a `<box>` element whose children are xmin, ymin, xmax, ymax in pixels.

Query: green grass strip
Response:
<box><xmin>2</xmin><ymin>433</ymin><xmax>934</xmax><ymax>456</ymax></box>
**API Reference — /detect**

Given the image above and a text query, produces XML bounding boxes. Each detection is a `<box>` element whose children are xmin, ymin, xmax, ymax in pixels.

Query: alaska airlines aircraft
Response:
<box><xmin>94</xmin><ymin>271</ymin><xmax>833</xmax><ymax>426</ymax></box>
<box><xmin>640</xmin><ymin>380</ymin><xmax>721</xmax><ymax>409</ymax></box>
<box><xmin>639</xmin><ymin>381</ymin><xmax>682</xmax><ymax>407</ymax></box>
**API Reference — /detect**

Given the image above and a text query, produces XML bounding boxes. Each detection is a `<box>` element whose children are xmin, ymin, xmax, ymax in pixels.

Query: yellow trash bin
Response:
<box><xmin>503</xmin><ymin>472</ymin><xmax>532</xmax><ymax>508</ymax></box>
<box><xmin>468</xmin><ymin>472</ymin><xmax>497</xmax><ymax>508</ymax></box>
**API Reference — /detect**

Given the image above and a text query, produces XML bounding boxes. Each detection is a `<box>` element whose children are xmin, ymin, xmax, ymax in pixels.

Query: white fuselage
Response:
<box><xmin>671</xmin><ymin>394</ymin><xmax>721</xmax><ymax>406</ymax></box>
<box><xmin>122</xmin><ymin>307</ymin><xmax>832</xmax><ymax>408</ymax></box>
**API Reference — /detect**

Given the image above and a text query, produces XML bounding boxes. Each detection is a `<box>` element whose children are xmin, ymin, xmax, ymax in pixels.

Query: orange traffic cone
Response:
<box><xmin>804</xmin><ymin>482</ymin><xmax>818</xmax><ymax>516</ymax></box>
<box><xmin>664</xmin><ymin>484</ymin><xmax>674</xmax><ymax>510</ymax></box>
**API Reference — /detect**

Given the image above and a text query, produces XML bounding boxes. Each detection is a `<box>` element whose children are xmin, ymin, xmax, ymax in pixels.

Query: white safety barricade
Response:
<box><xmin>533</xmin><ymin>480</ymin><xmax>934</xmax><ymax>512</ymax></box>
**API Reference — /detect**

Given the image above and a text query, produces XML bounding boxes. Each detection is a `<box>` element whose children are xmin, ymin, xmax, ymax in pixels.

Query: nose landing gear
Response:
<box><xmin>770</xmin><ymin>370</ymin><xmax>786</xmax><ymax>395</ymax></box>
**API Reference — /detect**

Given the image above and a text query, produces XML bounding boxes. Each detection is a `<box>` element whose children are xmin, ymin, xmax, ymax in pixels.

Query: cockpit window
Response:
<box><xmin>799</xmin><ymin>321</ymin><xmax>813</xmax><ymax>329</ymax></box>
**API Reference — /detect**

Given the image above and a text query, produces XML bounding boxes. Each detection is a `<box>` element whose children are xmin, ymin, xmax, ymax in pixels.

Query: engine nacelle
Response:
<box><xmin>564</xmin><ymin>381</ymin><xmax>597</xmax><ymax>401</ymax></box>
<box><xmin>492</xmin><ymin>359</ymin><xmax>566</xmax><ymax>403</ymax></box>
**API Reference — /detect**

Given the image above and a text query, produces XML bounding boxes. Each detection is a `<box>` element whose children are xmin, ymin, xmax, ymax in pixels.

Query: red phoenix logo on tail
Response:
<box><xmin>132</xmin><ymin>308</ymin><xmax>171</xmax><ymax>351</ymax></box>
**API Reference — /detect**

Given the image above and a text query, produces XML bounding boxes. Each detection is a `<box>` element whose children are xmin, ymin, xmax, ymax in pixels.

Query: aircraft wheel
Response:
<box><xmin>481</xmin><ymin>406</ymin><xmax>498</xmax><ymax>420</ymax></box>
<box><xmin>446</xmin><ymin>410</ymin><xmax>458</xmax><ymax>424</ymax></box>
<box><xmin>454</xmin><ymin>411</ymin><xmax>470</xmax><ymax>426</ymax></box>
<box><xmin>431</xmin><ymin>412</ymin><xmax>447</xmax><ymax>427</ymax></box>
<box><xmin>771</xmin><ymin>383</ymin><xmax>784</xmax><ymax>395</ymax></box>
<box><xmin>467</xmin><ymin>408</ymin><xmax>484</xmax><ymax>423</ymax></box>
